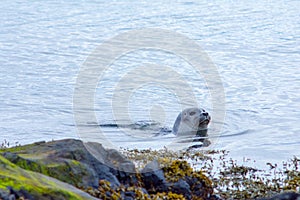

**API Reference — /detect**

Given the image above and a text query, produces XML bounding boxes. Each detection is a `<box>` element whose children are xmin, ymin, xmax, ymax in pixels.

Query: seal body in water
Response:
<box><xmin>172</xmin><ymin>108</ymin><xmax>211</xmax><ymax>147</ymax></box>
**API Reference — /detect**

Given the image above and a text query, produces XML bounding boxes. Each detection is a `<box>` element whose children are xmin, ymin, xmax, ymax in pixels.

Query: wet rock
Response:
<box><xmin>124</xmin><ymin>191</ymin><xmax>136</xmax><ymax>199</ymax></box>
<box><xmin>117</xmin><ymin>161</ymin><xmax>140</xmax><ymax>186</ymax></box>
<box><xmin>258</xmin><ymin>192</ymin><xmax>300</xmax><ymax>200</ymax></box>
<box><xmin>106</xmin><ymin>148</ymin><xmax>128</xmax><ymax>164</ymax></box>
<box><xmin>0</xmin><ymin>189</ymin><xmax>15</xmax><ymax>200</ymax></box>
<box><xmin>185</xmin><ymin>176</ymin><xmax>203</xmax><ymax>193</ymax></box>
<box><xmin>124</xmin><ymin>197</ymin><xmax>134</xmax><ymax>200</ymax></box>
<box><xmin>208</xmin><ymin>194</ymin><xmax>224</xmax><ymax>200</ymax></box>
<box><xmin>7</xmin><ymin>187</ymin><xmax>33</xmax><ymax>200</ymax></box>
<box><xmin>170</xmin><ymin>179</ymin><xmax>192</xmax><ymax>200</ymax></box>
<box><xmin>141</xmin><ymin>160</ymin><xmax>168</xmax><ymax>192</ymax></box>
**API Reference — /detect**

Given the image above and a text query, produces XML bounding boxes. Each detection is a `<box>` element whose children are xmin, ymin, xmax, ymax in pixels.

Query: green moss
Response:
<box><xmin>70</xmin><ymin>159</ymin><xmax>81</xmax><ymax>165</ymax></box>
<box><xmin>0</xmin><ymin>155</ymin><xmax>90</xmax><ymax>200</ymax></box>
<box><xmin>0</xmin><ymin>143</ymin><xmax>36</xmax><ymax>153</ymax></box>
<box><xmin>0</xmin><ymin>154</ymin><xmax>16</xmax><ymax>167</ymax></box>
<box><xmin>2</xmin><ymin>153</ymin><xmax>89</xmax><ymax>188</ymax></box>
<box><xmin>18</xmin><ymin>152</ymin><xmax>49</xmax><ymax>160</ymax></box>
<box><xmin>1</xmin><ymin>140</ymin><xmax>93</xmax><ymax>189</ymax></box>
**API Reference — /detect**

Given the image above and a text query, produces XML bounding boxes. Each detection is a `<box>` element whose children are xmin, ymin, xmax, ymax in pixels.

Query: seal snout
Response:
<box><xmin>199</xmin><ymin>111</ymin><xmax>211</xmax><ymax>125</ymax></box>
<box><xmin>202</xmin><ymin>112</ymin><xmax>209</xmax><ymax>117</ymax></box>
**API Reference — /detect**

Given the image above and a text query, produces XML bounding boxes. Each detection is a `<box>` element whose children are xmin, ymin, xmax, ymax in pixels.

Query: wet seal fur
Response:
<box><xmin>173</xmin><ymin>108</ymin><xmax>211</xmax><ymax>147</ymax></box>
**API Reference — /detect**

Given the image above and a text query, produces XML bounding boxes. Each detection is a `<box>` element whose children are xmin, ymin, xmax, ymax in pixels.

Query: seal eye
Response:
<box><xmin>190</xmin><ymin>111</ymin><xmax>196</xmax><ymax>116</ymax></box>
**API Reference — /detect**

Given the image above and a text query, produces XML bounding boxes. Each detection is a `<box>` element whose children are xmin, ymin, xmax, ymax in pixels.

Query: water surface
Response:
<box><xmin>1</xmin><ymin>0</ymin><xmax>299</xmax><ymax>167</ymax></box>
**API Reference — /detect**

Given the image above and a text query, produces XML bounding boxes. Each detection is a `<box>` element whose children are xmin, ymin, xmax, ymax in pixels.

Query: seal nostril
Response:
<box><xmin>203</xmin><ymin>112</ymin><xmax>208</xmax><ymax>117</ymax></box>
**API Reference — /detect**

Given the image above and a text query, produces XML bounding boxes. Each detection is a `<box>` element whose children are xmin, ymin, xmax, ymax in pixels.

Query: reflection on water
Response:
<box><xmin>0</xmin><ymin>0</ymin><xmax>299</xmax><ymax>167</ymax></box>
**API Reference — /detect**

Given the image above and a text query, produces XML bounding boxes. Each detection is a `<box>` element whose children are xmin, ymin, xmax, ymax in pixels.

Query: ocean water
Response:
<box><xmin>0</xmin><ymin>0</ymin><xmax>299</xmax><ymax>167</ymax></box>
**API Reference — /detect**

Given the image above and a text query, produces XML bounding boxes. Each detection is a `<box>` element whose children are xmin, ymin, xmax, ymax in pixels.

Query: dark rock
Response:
<box><xmin>119</xmin><ymin>161</ymin><xmax>136</xmax><ymax>173</ymax></box>
<box><xmin>2</xmin><ymin>152</ymin><xmax>18</xmax><ymax>162</ymax></box>
<box><xmin>141</xmin><ymin>160</ymin><xmax>168</xmax><ymax>192</ymax></box>
<box><xmin>0</xmin><ymin>189</ymin><xmax>15</xmax><ymax>200</ymax></box>
<box><xmin>33</xmin><ymin>141</ymin><xmax>46</xmax><ymax>145</ymax></box>
<box><xmin>141</xmin><ymin>187</ymin><xmax>149</xmax><ymax>195</ymax></box>
<box><xmin>257</xmin><ymin>192</ymin><xmax>300</xmax><ymax>200</ymax></box>
<box><xmin>170</xmin><ymin>179</ymin><xmax>192</xmax><ymax>200</ymax></box>
<box><xmin>208</xmin><ymin>194</ymin><xmax>224</xmax><ymax>200</ymax></box>
<box><xmin>185</xmin><ymin>176</ymin><xmax>203</xmax><ymax>194</ymax></box>
<box><xmin>117</xmin><ymin>161</ymin><xmax>140</xmax><ymax>186</ymax></box>
<box><xmin>124</xmin><ymin>197</ymin><xmax>134</xmax><ymax>200</ymax></box>
<box><xmin>97</xmin><ymin>166</ymin><xmax>120</xmax><ymax>188</ymax></box>
<box><xmin>50</xmin><ymin>140</ymin><xmax>121</xmax><ymax>187</ymax></box>
<box><xmin>105</xmin><ymin>191</ymin><xmax>112</xmax><ymax>198</ymax></box>
<box><xmin>125</xmin><ymin>191</ymin><xmax>136</xmax><ymax>198</ymax></box>
<box><xmin>7</xmin><ymin>187</ymin><xmax>33</xmax><ymax>200</ymax></box>
<box><xmin>106</xmin><ymin>149</ymin><xmax>128</xmax><ymax>164</ymax></box>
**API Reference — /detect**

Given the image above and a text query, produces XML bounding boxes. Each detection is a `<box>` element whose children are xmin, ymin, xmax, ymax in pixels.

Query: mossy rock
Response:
<box><xmin>2</xmin><ymin>151</ymin><xmax>93</xmax><ymax>188</ymax></box>
<box><xmin>1</xmin><ymin>139</ymin><xmax>122</xmax><ymax>188</ymax></box>
<box><xmin>0</xmin><ymin>155</ymin><xmax>97</xmax><ymax>200</ymax></box>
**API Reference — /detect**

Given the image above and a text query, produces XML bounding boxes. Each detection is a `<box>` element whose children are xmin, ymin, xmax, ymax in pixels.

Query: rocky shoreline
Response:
<box><xmin>0</xmin><ymin>139</ymin><xmax>299</xmax><ymax>200</ymax></box>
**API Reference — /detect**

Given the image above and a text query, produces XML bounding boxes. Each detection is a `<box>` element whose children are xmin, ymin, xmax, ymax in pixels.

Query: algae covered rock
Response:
<box><xmin>2</xmin><ymin>151</ymin><xmax>98</xmax><ymax>188</ymax></box>
<box><xmin>162</xmin><ymin>160</ymin><xmax>214</xmax><ymax>199</ymax></box>
<box><xmin>1</xmin><ymin>139</ymin><xmax>218</xmax><ymax>200</ymax></box>
<box><xmin>0</xmin><ymin>155</ymin><xmax>97</xmax><ymax>200</ymax></box>
<box><xmin>1</xmin><ymin>139</ymin><xmax>131</xmax><ymax>188</ymax></box>
<box><xmin>140</xmin><ymin>159</ymin><xmax>215</xmax><ymax>200</ymax></box>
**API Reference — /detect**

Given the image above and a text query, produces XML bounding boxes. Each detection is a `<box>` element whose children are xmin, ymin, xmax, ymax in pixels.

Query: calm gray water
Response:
<box><xmin>1</xmin><ymin>0</ymin><xmax>299</xmax><ymax>167</ymax></box>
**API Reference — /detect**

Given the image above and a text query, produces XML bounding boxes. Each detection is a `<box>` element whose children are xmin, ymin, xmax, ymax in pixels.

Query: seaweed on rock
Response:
<box><xmin>1</xmin><ymin>139</ymin><xmax>299</xmax><ymax>200</ymax></box>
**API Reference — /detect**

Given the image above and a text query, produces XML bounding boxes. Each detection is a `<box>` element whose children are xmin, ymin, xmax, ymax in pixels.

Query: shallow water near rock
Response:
<box><xmin>1</xmin><ymin>1</ymin><xmax>299</xmax><ymax>169</ymax></box>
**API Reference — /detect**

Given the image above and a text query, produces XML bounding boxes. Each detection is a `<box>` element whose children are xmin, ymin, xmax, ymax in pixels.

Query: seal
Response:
<box><xmin>172</xmin><ymin>108</ymin><xmax>211</xmax><ymax>145</ymax></box>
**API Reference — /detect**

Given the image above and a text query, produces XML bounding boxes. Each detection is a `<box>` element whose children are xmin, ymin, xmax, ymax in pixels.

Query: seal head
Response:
<box><xmin>172</xmin><ymin>108</ymin><xmax>211</xmax><ymax>136</ymax></box>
